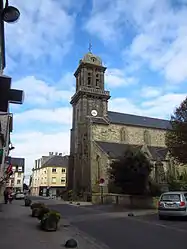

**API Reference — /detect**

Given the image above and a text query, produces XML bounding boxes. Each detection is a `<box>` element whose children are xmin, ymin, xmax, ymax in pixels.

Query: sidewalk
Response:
<box><xmin>0</xmin><ymin>200</ymin><xmax>109</xmax><ymax>249</ymax></box>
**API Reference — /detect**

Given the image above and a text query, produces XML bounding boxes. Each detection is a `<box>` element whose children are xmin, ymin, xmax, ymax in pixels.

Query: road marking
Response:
<box><xmin>130</xmin><ymin>217</ymin><xmax>187</xmax><ymax>234</ymax></box>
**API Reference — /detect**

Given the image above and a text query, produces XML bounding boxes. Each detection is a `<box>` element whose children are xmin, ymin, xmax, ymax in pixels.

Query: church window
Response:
<box><xmin>96</xmin><ymin>155</ymin><xmax>100</xmax><ymax>181</ymax></box>
<box><xmin>144</xmin><ymin>130</ymin><xmax>151</xmax><ymax>145</ymax></box>
<box><xmin>88</xmin><ymin>77</ymin><xmax>91</xmax><ymax>86</ymax></box>
<box><xmin>120</xmin><ymin>128</ymin><xmax>127</xmax><ymax>142</ymax></box>
<box><xmin>87</xmin><ymin>72</ymin><xmax>91</xmax><ymax>86</ymax></box>
<box><xmin>96</xmin><ymin>73</ymin><xmax>100</xmax><ymax>87</ymax></box>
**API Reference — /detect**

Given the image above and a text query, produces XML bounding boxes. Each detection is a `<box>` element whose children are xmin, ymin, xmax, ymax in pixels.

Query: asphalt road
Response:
<box><xmin>45</xmin><ymin>202</ymin><xmax>187</xmax><ymax>249</ymax></box>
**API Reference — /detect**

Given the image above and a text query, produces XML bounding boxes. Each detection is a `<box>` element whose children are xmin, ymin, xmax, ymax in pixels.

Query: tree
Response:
<box><xmin>166</xmin><ymin>97</ymin><xmax>187</xmax><ymax>164</ymax></box>
<box><xmin>108</xmin><ymin>149</ymin><xmax>153</xmax><ymax>195</ymax></box>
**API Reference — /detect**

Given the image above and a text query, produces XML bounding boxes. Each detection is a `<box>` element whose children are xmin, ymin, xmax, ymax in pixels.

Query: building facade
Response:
<box><xmin>31</xmin><ymin>153</ymin><xmax>69</xmax><ymax>197</ymax></box>
<box><xmin>69</xmin><ymin>51</ymin><xmax>175</xmax><ymax>194</ymax></box>
<box><xmin>6</xmin><ymin>157</ymin><xmax>25</xmax><ymax>192</ymax></box>
<box><xmin>0</xmin><ymin>113</ymin><xmax>13</xmax><ymax>182</ymax></box>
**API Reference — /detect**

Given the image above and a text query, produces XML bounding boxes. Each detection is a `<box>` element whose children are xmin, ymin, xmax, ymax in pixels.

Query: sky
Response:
<box><xmin>5</xmin><ymin>0</ymin><xmax>187</xmax><ymax>181</ymax></box>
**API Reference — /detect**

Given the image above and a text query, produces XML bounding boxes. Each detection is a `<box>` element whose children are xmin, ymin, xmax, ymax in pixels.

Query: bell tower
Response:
<box><xmin>69</xmin><ymin>49</ymin><xmax>110</xmax><ymax>192</ymax></box>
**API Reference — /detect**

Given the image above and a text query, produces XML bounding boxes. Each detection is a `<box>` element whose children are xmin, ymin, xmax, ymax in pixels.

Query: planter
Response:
<box><xmin>32</xmin><ymin>208</ymin><xmax>41</xmax><ymax>217</ymax></box>
<box><xmin>25</xmin><ymin>198</ymin><xmax>32</xmax><ymax>207</ymax></box>
<box><xmin>38</xmin><ymin>207</ymin><xmax>50</xmax><ymax>220</ymax></box>
<box><xmin>40</xmin><ymin>211</ymin><xmax>61</xmax><ymax>231</ymax></box>
<box><xmin>30</xmin><ymin>202</ymin><xmax>45</xmax><ymax>210</ymax></box>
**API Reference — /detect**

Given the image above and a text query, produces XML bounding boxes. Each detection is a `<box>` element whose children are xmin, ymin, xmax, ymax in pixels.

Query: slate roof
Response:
<box><xmin>91</xmin><ymin>117</ymin><xmax>109</xmax><ymax>125</ymax></box>
<box><xmin>147</xmin><ymin>146</ymin><xmax>168</xmax><ymax>161</ymax></box>
<box><xmin>42</xmin><ymin>155</ymin><xmax>69</xmax><ymax>168</ymax></box>
<box><xmin>96</xmin><ymin>141</ymin><xmax>168</xmax><ymax>161</ymax></box>
<box><xmin>107</xmin><ymin>111</ymin><xmax>171</xmax><ymax>130</ymax></box>
<box><xmin>10</xmin><ymin>157</ymin><xmax>25</xmax><ymax>167</ymax></box>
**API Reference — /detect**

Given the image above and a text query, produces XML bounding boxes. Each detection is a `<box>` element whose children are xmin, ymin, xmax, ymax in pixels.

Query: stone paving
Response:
<box><xmin>0</xmin><ymin>200</ymin><xmax>109</xmax><ymax>249</ymax></box>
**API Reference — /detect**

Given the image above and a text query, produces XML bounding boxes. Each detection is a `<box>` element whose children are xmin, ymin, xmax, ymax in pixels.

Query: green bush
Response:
<box><xmin>41</xmin><ymin>210</ymin><xmax>61</xmax><ymax>231</ymax></box>
<box><xmin>37</xmin><ymin>207</ymin><xmax>50</xmax><ymax>220</ymax></box>
<box><xmin>30</xmin><ymin>202</ymin><xmax>45</xmax><ymax>210</ymax></box>
<box><xmin>43</xmin><ymin>210</ymin><xmax>61</xmax><ymax>221</ymax></box>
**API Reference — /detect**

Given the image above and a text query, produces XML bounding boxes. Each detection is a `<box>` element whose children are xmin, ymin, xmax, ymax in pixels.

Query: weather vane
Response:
<box><xmin>88</xmin><ymin>42</ymin><xmax>92</xmax><ymax>53</ymax></box>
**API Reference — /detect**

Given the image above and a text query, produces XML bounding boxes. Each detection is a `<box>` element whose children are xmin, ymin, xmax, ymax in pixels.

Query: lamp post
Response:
<box><xmin>0</xmin><ymin>0</ymin><xmax>20</xmax><ymax>200</ymax></box>
<box><xmin>0</xmin><ymin>0</ymin><xmax>20</xmax><ymax>73</ymax></box>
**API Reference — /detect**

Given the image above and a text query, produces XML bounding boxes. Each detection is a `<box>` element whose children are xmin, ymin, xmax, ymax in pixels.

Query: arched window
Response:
<box><xmin>144</xmin><ymin>130</ymin><xmax>151</xmax><ymax>145</ymax></box>
<box><xmin>87</xmin><ymin>72</ymin><xmax>92</xmax><ymax>86</ymax></box>
<box><xmin>96</xmin><ymin>73</ymin><xmax>100</xmax><ymax>87</ymax></box>
<box><xmin>120</xmin><ymin>128</ymin><xmax>127</xmax><ymax>142</ymax></box>
<box><xmin>96</xmin><ymin>155</ymin><xmax>100</xmax><ymax>181</ymax></box>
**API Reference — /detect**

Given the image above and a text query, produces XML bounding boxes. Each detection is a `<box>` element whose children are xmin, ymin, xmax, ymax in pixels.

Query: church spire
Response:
<box><xmin>88</xmin><ymin>41</ymin><xmax>92</xmax><ymax>53</ymax></box>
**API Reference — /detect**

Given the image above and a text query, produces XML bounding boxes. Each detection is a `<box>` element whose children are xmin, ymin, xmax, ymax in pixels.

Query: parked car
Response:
<box><xmin>158</xmin><ymin>191</ymin><xmax>187</xmax><ymax>219</ymax></box>
<box><xmin>15</xmin><ymin>192</ymin><xmax>25</xmax><ymax>200</ymax></box>
<box><xmin>11</xmin><ymin>192</ymin><xmax>16</xmax><ymax>199</ymax></box>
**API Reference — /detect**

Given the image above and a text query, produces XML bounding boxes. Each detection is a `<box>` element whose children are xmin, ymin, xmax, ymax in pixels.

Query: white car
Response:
<box><xmin>158</xmin><ymin>191</ymin><xmax>187</xmax><ymax>219</ymax></box>
<box><xmin>15</xmin><ymin>192</ymin><xmax>25</xmax><ymax>200</ymax></box>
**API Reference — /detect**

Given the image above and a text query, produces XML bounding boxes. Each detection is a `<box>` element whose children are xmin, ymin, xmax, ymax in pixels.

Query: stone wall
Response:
<box><xmin>92</xmin><ymin>193</ymin><xmax>159</xmax><ymax>209</ymax></box>
<box><xmin>90</xmin><ymin>141</ymin><xmax>109</xmax><ymax>192</ymax></box>
<box><xmin>92</xmin><ymin>123</ymin><xmax>166</xmax><ymax>147</ymax></box>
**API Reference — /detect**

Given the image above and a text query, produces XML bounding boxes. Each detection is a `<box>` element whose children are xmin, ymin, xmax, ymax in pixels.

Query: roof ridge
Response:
<box><xmin>108</xmin><ymin>110</ymin><xmax>169</xmax><ymax>122</ymax></box>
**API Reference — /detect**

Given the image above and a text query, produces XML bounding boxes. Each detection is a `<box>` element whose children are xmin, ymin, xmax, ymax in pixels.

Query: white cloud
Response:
<box><xmin>109</xmin><ymin>92</ymin><xmax>186</xmax><ymax>119</ymax></box>
<box><xmin>105</xmin><ymin>68</ymin><xmax>138</xmax><ymax>87</ymax></box>
<box><xmin>86</xmin><ymin>0</ymin><xmax>187</xmax><ymax>83</ymax></box>
<box><xmin>140</xmin><ymin>86</ymin><xmax>161</xmax><ymax>98</ymax></box>
<box><xmin>11</xmin><ymin>130</ymin><xmax>70</xmax><ymax>176</ymax></box>
<box><xmin>6</xmin><ymin>0</ymin><xmax>76</xmax><ymax>63</ymax></box>
<box><xmin>12</xmin><ymin>75</ymin><xmax>74</xmax><ymax>107</ymax></box>
<box><xmin>14</xmin><ymin>107</ymin><xmax>72</xmax><ymax>125</ymax></box>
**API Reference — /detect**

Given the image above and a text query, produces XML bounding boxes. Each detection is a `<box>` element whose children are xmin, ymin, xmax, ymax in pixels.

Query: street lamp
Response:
<box><xmin>0</xmin><ymin>0</ymin><xmax>20</xmax><ymax>71</ymax></box>
<box><xmin>2</xmin><ymin>4</ymin><xmax>20</xmax><ymax>23</ymax></box>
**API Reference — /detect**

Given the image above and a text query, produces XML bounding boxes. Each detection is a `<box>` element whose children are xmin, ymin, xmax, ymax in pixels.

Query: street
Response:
<box><xmin>44</xmin><ymin>199</ymin><xmax>187</xmax><ymax>249</ymax></box>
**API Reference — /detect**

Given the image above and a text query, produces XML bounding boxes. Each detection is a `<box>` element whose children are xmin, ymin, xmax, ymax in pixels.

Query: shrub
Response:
<box><xmin>37</xmin><ymin>207</ymin><xmax>50</xmax><ymax>220</ymax></box>
<box><xmin>41</xmin><ymin>210</ymin><xmax>61</xmax><ymax>231</ymax></box>
<box><xmin>30</xmin><ymin>202</ymin><xmax>45</xmax><ymax>210</ymax></box>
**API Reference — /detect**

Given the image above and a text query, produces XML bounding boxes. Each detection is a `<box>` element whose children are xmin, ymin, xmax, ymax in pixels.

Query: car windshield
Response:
<box><xmin>161</xmin><ymin>194</ymin><xmax>180</xmax><ymax>202</ymax></box>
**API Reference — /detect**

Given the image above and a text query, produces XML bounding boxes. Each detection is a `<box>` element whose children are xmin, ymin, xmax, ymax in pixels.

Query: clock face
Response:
<box><xmin>91</xmin><ymin>110</ymin><xmax>97</xmax><ymax>117</ymax></box>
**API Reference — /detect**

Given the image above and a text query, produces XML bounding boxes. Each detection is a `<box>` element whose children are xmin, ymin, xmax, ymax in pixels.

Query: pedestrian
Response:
<box><xmin>3</xmin><ymin>188</ymin><xmax>9</xmax><ymax>204</ymax></box>
<box><xmin>8</xmin><ymin>189</ymin><xmax>13</xmax><ymax>204</ymax></box>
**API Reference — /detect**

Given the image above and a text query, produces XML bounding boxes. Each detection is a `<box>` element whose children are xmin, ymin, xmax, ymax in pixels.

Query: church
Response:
<box><xmin>68</xmin><ymin>51</ymin><xmax>174</xmax><ymax>193</ymax></box>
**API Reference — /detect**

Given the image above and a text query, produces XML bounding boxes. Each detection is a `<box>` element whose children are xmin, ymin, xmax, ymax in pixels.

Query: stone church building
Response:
<box><xmin>68</xmin><ymin>51</ymin><xmax>174</xmax><ymax>193</ymax></box>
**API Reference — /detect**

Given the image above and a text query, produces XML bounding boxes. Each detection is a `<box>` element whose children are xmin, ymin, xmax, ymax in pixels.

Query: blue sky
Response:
<box><xmin>5</xmin><ymin>0</ymin><xmax>187</xmax><ymax>177</ymax></box>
